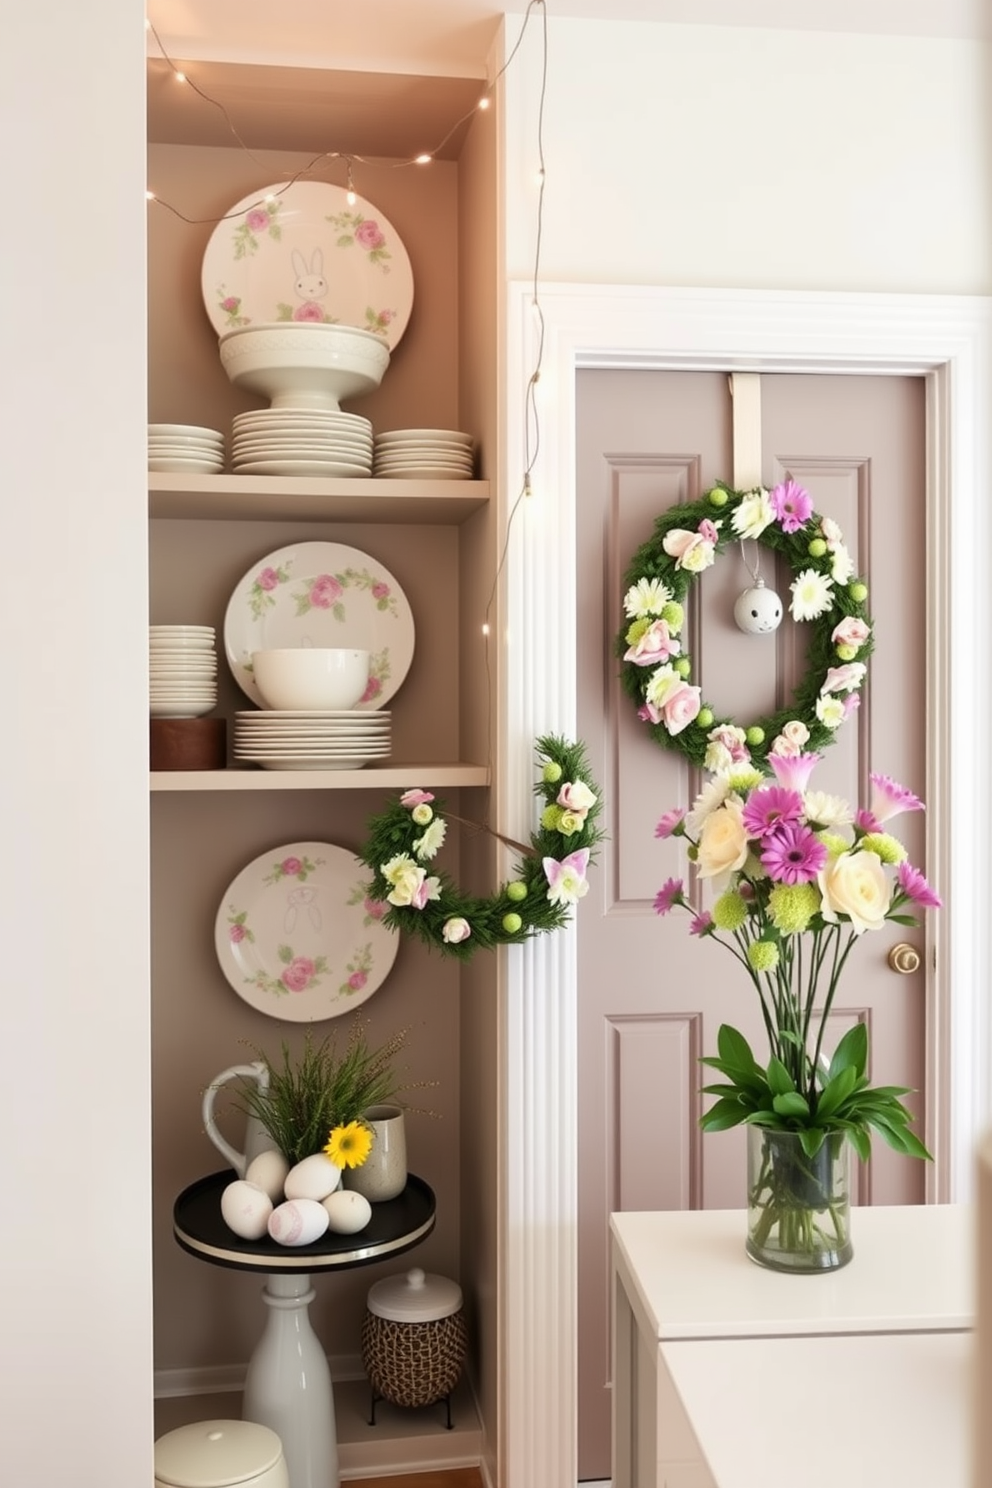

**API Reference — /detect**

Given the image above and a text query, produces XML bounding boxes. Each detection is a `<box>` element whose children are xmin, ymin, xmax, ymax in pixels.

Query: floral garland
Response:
<box><xmin>357</xmin><ymin>736</ymin><xmax>604</xmax><ymax>960</ymax></box>
<box><xmin>617</xmin><ymin>480</ymin><xmax>874</xmax><ymax>773</ymax></box>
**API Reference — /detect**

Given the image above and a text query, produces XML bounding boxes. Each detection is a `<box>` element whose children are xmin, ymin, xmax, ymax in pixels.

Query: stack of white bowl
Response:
<box><xmin>372</xmin><ymin>428</ymin><xmax>475</xmax><ymax>480</ymax></box>
<box><xmin>230</xmin><ymin>409</ymin><xmax>373</xmax><ymax>477</ymax></box>
<box><xmin>148</xmin><ymin>424</ymin><xmax>225</xmax><ymax>475</ymax></box>
<box><xmin>149</xmin><ymin>626</ymin><xmax>218</xmax><ymax>718</ymax></box>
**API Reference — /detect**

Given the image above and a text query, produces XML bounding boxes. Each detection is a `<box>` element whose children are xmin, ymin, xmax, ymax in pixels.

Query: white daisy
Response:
<box><xmin>830</xmin><ymin>544</ymin><xmax>855</xmax><ymax>585</ymax></box>
<box><xmin>790</xmin><ymin>569</ymin><xmax>835</xmax><ymax>621</ymax></box>
<box><xmin>686</xmin><ymin>776</ymin><xmax>733</xmax><ymax>834</ymax></box>
<box><xmin>623</xmin><ymin>576</ymin><xmax>672</xmax><ymax>619</ymax></box>
<box><xmin>815</xmin><ymin>694</ymin><xmax>846</xmax><ymax>730</ymax></box>
<box><xmin>803</xmin><ymin>791</ymin><xmax>854</xmax><ymax>828</ymax></box>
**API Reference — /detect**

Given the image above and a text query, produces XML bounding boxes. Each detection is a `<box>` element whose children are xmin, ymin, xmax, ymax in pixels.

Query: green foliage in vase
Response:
<box><xmin>235</xmin><ymin>1019</ymin><xmax>413</xmax><ymax>1167</ymax></box>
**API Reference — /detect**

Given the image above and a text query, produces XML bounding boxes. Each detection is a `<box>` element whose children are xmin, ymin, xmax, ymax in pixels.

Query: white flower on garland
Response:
<box><xmin>790</xmin><ymin>568</ymin><xmax>835</xmax><ymax>621</ymax></box>
<box><xmin>381</xmin><ymin>853</ymin><xmax>441</xmax><ymax>909</ymax></box>
<box><xmin>730</xmin><ymin>488</ymin><xmax>774</xmax><ymax>541</ymax></box>
<box><xmin>543</xmin><ymin>848</ymin><xmax>591</xmax><ymax>906</ymax></box>
<box><xmin>624</xmin><ymin>576</ymin><xmax>672</xmax><ymax>618</ymax></box>
<box><xmin>442</xmin><ymin>916</ymin><xmax>471</xmax><ymax>944</ymax></box>
<box><xmin>830</xmin><ymin>544</ymin><xmax>855</xmax><ymax>585</ymax></box>
<box><xmin>815</xmin><ymin>694</ymin><xmax>847</xmax><ymax>730</ymax></box>
<box><xmin>820</xmin><ymin>662</ymin><xmax>867</xmax><ymax>695</ymax></box>
<box><xmin>412</xmin><ymin>817</ymin><xmax>447</xmax><ymax>860</ymax></box>
<box><xmin>644</xmin><ymin>662</ymin><xmax>683</xmax><ymax>709</ymax></box>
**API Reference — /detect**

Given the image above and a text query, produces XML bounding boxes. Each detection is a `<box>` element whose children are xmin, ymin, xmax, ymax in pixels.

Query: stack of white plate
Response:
<box><xmin>372</xmin><ymin>428</ymin><xmax>475</xmax><ymax>480</ymax></box>
<box><xmin>233</xmin><ymin>709</ymin><xmax>391</xmax><ymax>770</ymax></box>
<box><xmin>230</xmin><ymin>409</ymin><xmax>373</xmax><ymax>477</ymax></box>
<box><xmin>150</xmin><ymin>625</ymin><xmax>218</xmax><ymax>718</ymax></box>
<box><xmin>148</xmin><ymin>424</ymin><xmax>225</xmax><ymax>475</ymax></box>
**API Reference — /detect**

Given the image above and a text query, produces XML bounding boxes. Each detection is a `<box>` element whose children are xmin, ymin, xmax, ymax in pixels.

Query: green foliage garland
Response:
<box><xmin>357</xmin><ymin>735</ymin><xmax>605</xmax><ymax>961</ymax></box>
<box><xmin>616</xmin><ymin>482</ymin><xmax>874</xmax><ymax>772</ymax></box>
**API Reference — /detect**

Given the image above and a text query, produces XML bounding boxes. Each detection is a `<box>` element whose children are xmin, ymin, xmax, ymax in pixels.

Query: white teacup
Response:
<box><xmin>252</xmin><ymin>647</ymin><xmax>370</xmax><ymax>710</ymax></box>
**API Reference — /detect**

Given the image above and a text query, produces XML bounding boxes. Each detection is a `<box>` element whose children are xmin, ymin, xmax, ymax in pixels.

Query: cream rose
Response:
<box><xmin>817</xmin><ymin>848</ymin><xmax>891</xmax><ymax>933</ymax></box>
<box><xmin>442</xmin><ymin>917</ymin><xmax>472</xmax><ymax>944</ymax></box>
<box><xmin>557</xmin><ymin>780</ymin><xmax>598</xmax><ymax>814</ymax></box>
<box><xmin>696</xmin><ymin>800</ymin><xmax>749</xmax><ymax>884</ymax></box>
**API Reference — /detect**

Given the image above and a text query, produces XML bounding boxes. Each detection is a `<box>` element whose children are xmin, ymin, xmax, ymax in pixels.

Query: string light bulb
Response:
<box><xmin>174</xmin><ymin>70</ymin><xmax>187</xmax><ymax>83</ymax></box>
<box><xmin>478</xmin><ymin>95</ymin><xmax>491</xmax><ymax>111</ymax></box>
<box><xmin>415</xmin><ymin>153</ymin><xmax>432</xmax><ymax>165</ymax></box>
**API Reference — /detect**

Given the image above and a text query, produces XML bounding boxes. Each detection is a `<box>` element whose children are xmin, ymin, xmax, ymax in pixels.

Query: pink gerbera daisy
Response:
<box><xmin>767</xmin><ymin>751</ymin><xmax>822</xmax><ymax>795</ymax></box>
<box><xmin>741</xmin><ymin>785</ymin><xmax>804</xmax><ymax>838</ymax></box>
<box><xmin>897</xmin><ymin>861</ymin><xmax>942</xmax><ymax>909</ymax></box>
<box><xmin>760</xmin><ymin>822</ymin><xmax>827</xmax><ymax>884</ymax></box>
<box><xmin>869</xmin><ymin>773</ymin><xmax>925</xmax><ymax>823</ymax></box>
<box><xmin>769</xmin><ymin>479</ymin><xmax>814</xmax><ymax>534</ymax></box>
<box><xmin>655</xmin><ymin>808</ymin><xmax>686</xmax><ymax>839</ymax></box>
<box><xmin>653</xmin><ymin>877</ymin><xmax>684</xmax><ymax>916</ymax></box>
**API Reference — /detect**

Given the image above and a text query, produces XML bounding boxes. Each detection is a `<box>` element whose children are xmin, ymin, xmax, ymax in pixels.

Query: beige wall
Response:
<box><xmin>504</xmin><ymin>19</ymin><xmax>992</xmax><ymax>294</ymax></box>
<box><xmin>2</xmin><ymin>2</ymin><xmax>154</xmax><ymax>1484</ymax></box>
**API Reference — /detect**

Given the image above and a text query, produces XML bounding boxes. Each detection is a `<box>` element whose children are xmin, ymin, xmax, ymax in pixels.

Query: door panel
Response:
<box><xmin>575</xmin><ymin>368</ymin><xmax>927</xmax><ymax>1480</ymax></box>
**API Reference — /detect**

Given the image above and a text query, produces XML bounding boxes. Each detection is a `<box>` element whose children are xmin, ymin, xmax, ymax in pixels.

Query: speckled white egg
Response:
<box><xmin>284</xmin><ymin>1152</ymin><xmax>342</xmax><ymax>1203</ymax></box>
<box><xmin>245</xmin><ymin>1149</ymin><xmax>290</xmax><ymax>1204</ymax></box>
<box><xmin>322</xmin><ymin>1188</ymin><xmax>372</xmax><ymax>1235</ymax></box>
<box><xmin>220</xmin><ymin>1179</ymin><xmax>273</xmax><ymax>1241</ymax></box>
<box><xmin>268</xmin><ymin>1197</ymin><xmax>330</xmax><ymax>1247</ymax></box>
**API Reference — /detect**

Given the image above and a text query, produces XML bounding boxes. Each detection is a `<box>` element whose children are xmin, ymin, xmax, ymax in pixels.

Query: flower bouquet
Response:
<box><xmin>655</xmin><ymin>752</ymin><xmax>940</xmax><ymax>1270</ymax></box>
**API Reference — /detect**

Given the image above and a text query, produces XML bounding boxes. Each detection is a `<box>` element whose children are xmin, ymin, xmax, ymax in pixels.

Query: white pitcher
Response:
<box><xmin>202</xmin><ymin>1060</ymin><xmax>281</xmax><ymax>1177</ymax></box>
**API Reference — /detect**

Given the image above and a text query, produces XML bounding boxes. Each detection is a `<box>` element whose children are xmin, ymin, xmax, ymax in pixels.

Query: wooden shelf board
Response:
<box><xmin>149</xmin><ymin>474</ymin><xmax>490</xmax><ymax>524</ymax></box>
<box><xmin>150</xmin><ymin>763</ymin><xmax>489</xmax><ymax>791</ymax></box>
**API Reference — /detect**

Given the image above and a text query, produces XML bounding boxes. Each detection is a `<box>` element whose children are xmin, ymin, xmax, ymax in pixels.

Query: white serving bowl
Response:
<box><xmin>252</xmin><ymin>648</ymin><xmax>370</xmax><ymax>711</ymax></box>
<box><xmin>218</xmin><ymin>323</ymin><xmax>391</xmax><ymax>411</ymax></box>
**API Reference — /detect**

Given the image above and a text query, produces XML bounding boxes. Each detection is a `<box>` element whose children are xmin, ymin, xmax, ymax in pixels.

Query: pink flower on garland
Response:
<box><xmin>400</xmin><ymin>788</ymin><xmax>435</xmax><ymax>808</ymax></box>
<box><xmin>655</xmin><ymin>808</ymin><xmax>686</xmax><ymax>839</ymax></box>
<box><xmin>769</xmin><ymin>479</ymin><xmax>813</xmax><ymax>534</ymax></box>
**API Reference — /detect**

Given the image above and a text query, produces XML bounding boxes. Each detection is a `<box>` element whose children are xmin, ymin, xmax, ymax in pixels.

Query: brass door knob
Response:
<box><xmin>887</xmin><ymin>942</ymin><xmax>921</xmax><ymax>975</ymax></box>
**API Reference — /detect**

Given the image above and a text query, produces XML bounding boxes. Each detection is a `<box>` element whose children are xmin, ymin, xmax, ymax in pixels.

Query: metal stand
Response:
<box><xmin>368</xmin><ymin>1387</ymin><xmax>454</xmax><ymax>1430</ymax></box>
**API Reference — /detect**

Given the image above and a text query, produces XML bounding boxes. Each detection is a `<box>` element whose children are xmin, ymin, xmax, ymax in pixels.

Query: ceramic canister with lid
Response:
<box><xmin>153</xmin><ymin>1419</ymin><xmax>288</xmax><ymax>1488</ymax></box>
<box><xmin>361</xmin><ymin>1266</ymin><xmax>468</xmax><ymax>1410</ymax></box>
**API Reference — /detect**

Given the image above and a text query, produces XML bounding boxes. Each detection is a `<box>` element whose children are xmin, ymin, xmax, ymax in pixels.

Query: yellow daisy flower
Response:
<box><xmin>324</xmin><ymin>1121</ymin><xmax>373</xmax><ymax>1169</ymax></box>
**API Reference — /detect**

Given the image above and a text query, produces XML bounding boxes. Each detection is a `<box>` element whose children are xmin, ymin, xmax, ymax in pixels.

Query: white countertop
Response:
<box><xmin>610</xmin><ymin>1204</ymin><xmax>974</xmax><ymax>1340</ymax></box>
<box><xmin>662</xmin><ymin>1329</ymin><xmax>973</xmax><ymax>1488</ymax></box>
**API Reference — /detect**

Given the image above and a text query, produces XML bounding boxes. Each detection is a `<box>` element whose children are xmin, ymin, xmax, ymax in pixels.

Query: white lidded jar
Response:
<box><xmin>154</xmin><ymin>1419</ymin><xmax>288</xmax><ymax>1488</ymax></box>
<box><xmin>361</xmin><ymin>1267</ymin><xmax>468</xmax><ymax>1419</ymax></box>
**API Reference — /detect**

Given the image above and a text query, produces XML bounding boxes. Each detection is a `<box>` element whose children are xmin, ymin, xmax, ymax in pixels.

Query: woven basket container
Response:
<box><xmin>362</xmin><ymin>1268</ymin><xmax>467</xmax><ymax>1408</ymax></box>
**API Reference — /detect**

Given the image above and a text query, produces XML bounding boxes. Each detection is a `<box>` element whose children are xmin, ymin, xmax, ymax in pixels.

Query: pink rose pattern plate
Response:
<box><xmin>215</xmin><ymin>841</ymin><xmax>398</xmax><ymax>1021</ymax></box>
<box><xmin>201</xmin><ymin>180</ymin><xmax>414</xmax><ymax>349</ymax></box>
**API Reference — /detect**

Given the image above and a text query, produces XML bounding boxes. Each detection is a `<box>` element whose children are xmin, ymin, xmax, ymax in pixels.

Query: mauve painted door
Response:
<box><xmin>574</xmin><ymin>369</ymin><xmax>927</xmax><ymax>1480</ymax></box>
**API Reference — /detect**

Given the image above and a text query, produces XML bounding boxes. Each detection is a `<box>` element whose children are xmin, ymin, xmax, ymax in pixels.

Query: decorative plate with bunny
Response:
<box><xmin>201</xmin><ymin>180</ymin><xmax>415</xmax><ymax>350</ymax></box>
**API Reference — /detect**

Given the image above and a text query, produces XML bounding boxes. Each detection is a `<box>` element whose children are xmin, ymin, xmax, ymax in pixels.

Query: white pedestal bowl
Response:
<box><xmin>219</xmin><ymin>323</ymin><xmax>391</xmax><ymax>411</ymax></box>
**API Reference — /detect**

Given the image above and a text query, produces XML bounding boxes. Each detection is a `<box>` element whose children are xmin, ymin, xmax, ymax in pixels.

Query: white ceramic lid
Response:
<box><xmin>154</xmin><ymin>1419</ymin><xmax>284</xmax><ymax>1487</ymax></box>
<box><xmin>366</xmin><ymin>1266</ymin><xmax>462</xmax><ymax>1322</ymax></box>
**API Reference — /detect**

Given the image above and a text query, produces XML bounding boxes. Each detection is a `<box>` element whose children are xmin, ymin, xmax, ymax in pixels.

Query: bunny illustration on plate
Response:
<box><xmin>284</xmin><ymin>247</ymin><xmax>335</xmax><ymax>323</ymax></box>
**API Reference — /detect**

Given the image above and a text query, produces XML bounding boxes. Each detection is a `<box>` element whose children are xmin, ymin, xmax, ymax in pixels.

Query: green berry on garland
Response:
<box><xmin>674</xmin><ymin>657</ymin><xmax>692</xmax><ymax>679</ymax></box>
<box><xmin>849</xmin><ymin>581</ymin><xmax>868</xmax><ymax>603</ymax></box>
<box><xmin>543</xmin><ymin>761</ymin><xmax>563</xmax><ymax>784</ymax></box>
<box><xmin>808</xmin><ymin>537</ymin><xmax>828</xmax><ymax>558</ymax></box>
<box><xmin>506</xmin><ymin>881</ymin><xmax>528</xmax><ymax>903</ymax></box>
<box><xmin>501</xmin><ymin>912</ymin><xmax>523</xmax><ymax>935</ymax></box>
<box><xmin>662</xmin><ymin>601</ymin><xmax>684</xmax><ymax>631</ymax></box>
<box><xmin>708</xmin><ymin>487</ymin><xmax>729</xmax><ymax>508</ymax></box>
<box><xmin>697</xmin><ymin>707</ymin><xmax>714</xmax><ymax>729</ymax></box>
<box><xmin>836</xmin><ymin>643</ymin><xmax>857</xmax><ymax>661</ymax></box>
<box><xmin>746</xmin><ymin>726</ymin><xmax>765</xmax><ymax>747</ymax></box>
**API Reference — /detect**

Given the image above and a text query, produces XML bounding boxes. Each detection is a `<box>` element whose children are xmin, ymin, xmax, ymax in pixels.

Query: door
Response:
<box><xmin>575</xmin><ymin>368</ymin><xmax>928</xmax><ymax>1479</ymax></box>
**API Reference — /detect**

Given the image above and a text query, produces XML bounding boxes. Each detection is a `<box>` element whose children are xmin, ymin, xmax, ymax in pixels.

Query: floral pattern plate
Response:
<box><xmin>224</xmin><ymin>540</ymin><xmax>415</xmax><ymax>710</ymax></box>
<box><xmin>214</xmin><ymin>841</ymin><xmax>398</xmax><ymax>1021</ymax></box>
<box><xmin>201</xmin><ymin>180</ymin><xmax>414</xmax><ymax>349</ymax></box>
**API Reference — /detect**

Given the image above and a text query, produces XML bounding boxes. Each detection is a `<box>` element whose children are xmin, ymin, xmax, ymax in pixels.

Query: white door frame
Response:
<box><xmin>500</xmin><ymin>283</ymin><xmax>992</xmax><ymax>1487</ymax></box>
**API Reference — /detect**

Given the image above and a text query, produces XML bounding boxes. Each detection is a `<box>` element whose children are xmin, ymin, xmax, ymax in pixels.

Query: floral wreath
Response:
<box><xmin>356</xmin><ymin>736</ymin><xmax>604</xmax><ymax>960</ymax></box>
<box><xmin>616</xmin><ymin>480</ymin><xmax>874</xmax><ymax>773</ymax></box>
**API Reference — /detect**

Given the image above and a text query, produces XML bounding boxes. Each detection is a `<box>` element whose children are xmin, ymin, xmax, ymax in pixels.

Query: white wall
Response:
<box><xmin>0</xmin><ymin>4</ymin><xmax>153</xmax><ymax>1484</ymax></box>
<box><xmin>504</xmin><ymin>19</ymin><xmax>992</xmax><ymax>294</ymax></box>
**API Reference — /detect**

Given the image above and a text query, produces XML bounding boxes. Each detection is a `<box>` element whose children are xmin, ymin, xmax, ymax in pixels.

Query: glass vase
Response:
<box><xmin>745</xmin><ymin>1126</ymin><xmax>853</xmax><ymax>1273</ymax></box>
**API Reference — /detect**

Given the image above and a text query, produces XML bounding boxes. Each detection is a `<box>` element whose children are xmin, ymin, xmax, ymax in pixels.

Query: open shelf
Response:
<box><xmin>149</xmin><ymin>473</ymin><xmax>490</xmax><ymax>524</ymax></box>
<box><xmin>150</xmin><ymin>762</ymin><xmax>489</xmax><ymax>791</ymax></box>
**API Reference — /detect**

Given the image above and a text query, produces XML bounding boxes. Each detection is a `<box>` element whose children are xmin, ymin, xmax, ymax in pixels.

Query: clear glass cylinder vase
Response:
<box><xmin>745</xmin><ymin>1125</ymin><xmax>853</xmax><ymax>1273</ymax></box>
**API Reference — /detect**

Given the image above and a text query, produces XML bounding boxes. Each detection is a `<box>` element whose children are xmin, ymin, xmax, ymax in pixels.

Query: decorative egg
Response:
<box><xmin>322</xmin><ymin>1188</ymin><xmax>372</xmax><ymax>1235</ymax></box>
<box><xmin>220</xmin><ymin>1179</ymin><xmax>273</xmax><ymax>1241</ymax></box>
<box><xmin>245</xmin><ymin>1149</ymin><xmax>290</xmax><ymax>1203</ymax></box>
<box><xmin>733</xmin><ymin>581</ymin><xmax>783</xmax><ymax>634</ymax></box>
<box><xmin>284</xmin><ymin>1152</ymin><xmax>342</xmax><ymax>1203</ymax></box>
<box><xmin>268</xmin><ymin>1198</ymin><xmax>330</xmax><ymax>1247</ymax></box>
